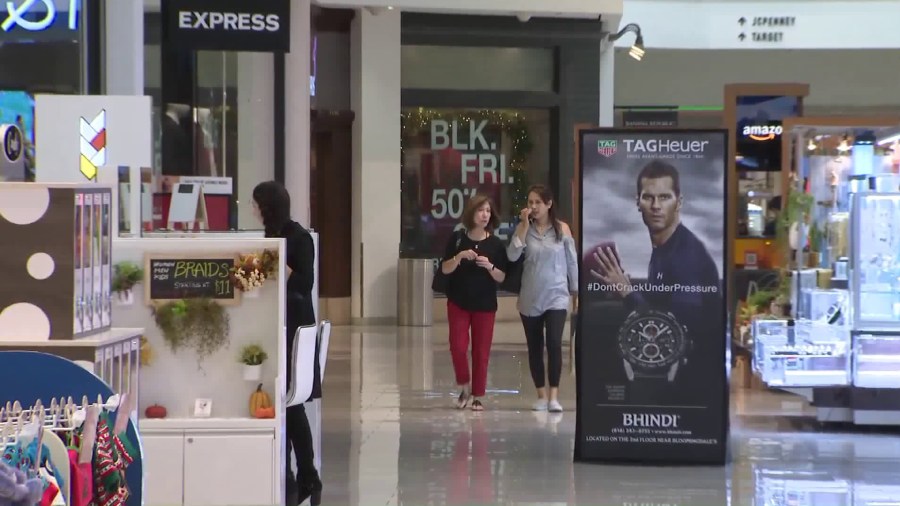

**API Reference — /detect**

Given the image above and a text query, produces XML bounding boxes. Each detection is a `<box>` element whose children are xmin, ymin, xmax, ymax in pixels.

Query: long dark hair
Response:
<box><xmin>252</xmin><ymin>181</ymin><xmax>291</xmax><ymax>237</ymax></box>
<box><xmin>528</xmin><ymin>184</ymin><xmax>562</xmax><ymax>241</ymax></box>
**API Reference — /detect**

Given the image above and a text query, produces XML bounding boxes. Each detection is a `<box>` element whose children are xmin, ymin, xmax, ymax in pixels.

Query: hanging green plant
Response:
<box><xmin>112</xmin><ymin>262</ymin><xmax>144</xmax><ymax>293</ymax></box>
<box><xmin>152</xmin><ymin>298</ymin><xmax>230</xmax><ymax>364</ymax></box>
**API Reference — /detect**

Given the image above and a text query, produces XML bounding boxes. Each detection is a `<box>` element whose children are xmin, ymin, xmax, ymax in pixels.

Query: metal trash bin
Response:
<box><xmin>397</xmin><ymin>258</ymin><xmax>434</xmax><ymax>326</ymax></box>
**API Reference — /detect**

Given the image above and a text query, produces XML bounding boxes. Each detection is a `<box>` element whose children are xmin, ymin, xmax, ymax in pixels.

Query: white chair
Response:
<box><xmin>286</xmin><ymin>324</ymin><xmax>318</xmax><ymax>408</ymax></box>
<box><xmin>317</xmin><ymin>320</ymin><xmax>332</xmax><ymax>382</ymax></box>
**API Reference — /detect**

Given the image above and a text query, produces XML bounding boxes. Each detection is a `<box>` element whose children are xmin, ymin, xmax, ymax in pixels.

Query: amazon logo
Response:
<box><xmin>742</xmin><ymin>124</ymin><xmax>783</xmax><ymax>141</ymax></box>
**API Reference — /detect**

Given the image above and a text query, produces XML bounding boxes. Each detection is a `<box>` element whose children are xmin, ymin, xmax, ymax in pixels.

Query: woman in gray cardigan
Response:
<box><xmin>507</xmin><ymin>184</ymin><xmax>579</xmax><ymax>412</ymax></box>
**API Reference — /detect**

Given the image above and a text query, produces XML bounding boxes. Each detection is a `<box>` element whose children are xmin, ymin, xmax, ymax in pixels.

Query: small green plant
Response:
<box><xmin>808</xmin><ymin>222</ymin><xmax>824</xmax><ymax>253</ymax></box>
<box><xmin>152</xmin><ymin>298</ymin><xmax>230</xmax><ymax>365</ymax></box>
<box><xmin>239</xmin><ymin>344</ymin><xmax>268</xmax><ymax>366</ymax></box>
<box><xmin>112</xmin><ymin>262</ymin><xmax>144</xmax><ymax>292</ymax></box>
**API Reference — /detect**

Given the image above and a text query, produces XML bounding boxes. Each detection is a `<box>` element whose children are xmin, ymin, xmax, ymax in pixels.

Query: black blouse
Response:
<box><xmin>276</xmin><ymin>220</ymin><xmax>316</xmax><ymax>329</ymax></box>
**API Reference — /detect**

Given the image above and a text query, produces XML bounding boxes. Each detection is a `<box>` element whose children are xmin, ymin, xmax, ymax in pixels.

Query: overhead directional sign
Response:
<box><xmin>617</xmin><ymin>0</ymin><xmax>900</xmax><ymax>49</ymax></box>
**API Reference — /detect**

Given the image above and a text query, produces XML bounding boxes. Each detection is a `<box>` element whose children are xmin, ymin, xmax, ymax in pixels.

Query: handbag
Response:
<box><xmin>432</xmin><ymin>230</ymin><xmax>463</xmax><ymax>294</ymax></box>
<box><xmin>500</xmin><ymin>253</ymin><xmax>525</xmax><ymax>293</ymax></box>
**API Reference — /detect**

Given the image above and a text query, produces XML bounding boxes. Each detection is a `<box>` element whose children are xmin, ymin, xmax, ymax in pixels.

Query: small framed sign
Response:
<box><xmin>744</xmin><ymin>250</ymin><xmax>759</xmax><ymax>270</ymax></box>
<box><xmin>193</xmin><ymin>398</ymin><xmax>213</xmax><ymax>418</ymax></box>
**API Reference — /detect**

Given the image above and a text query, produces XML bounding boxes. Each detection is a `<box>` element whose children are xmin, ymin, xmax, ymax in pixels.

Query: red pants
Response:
<box><xmin>447</xmin><ymin>300</ymin><xmax>496</xmax><ymax>397</ymax></box>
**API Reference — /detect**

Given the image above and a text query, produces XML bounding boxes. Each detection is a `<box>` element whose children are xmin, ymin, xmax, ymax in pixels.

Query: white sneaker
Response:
<box><xmin>548</xmin><ymin>400</ymin><xmax>563</xmax><ymax>413</ymax></box>
<box><xmin>532</xmin><ymin>399</ymin><xmax>548</xmax><ymax>411</ymax></box>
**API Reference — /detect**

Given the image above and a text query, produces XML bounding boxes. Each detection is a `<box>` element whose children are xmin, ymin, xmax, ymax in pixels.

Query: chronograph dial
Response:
<box><xmin>617</xmin><ymin>309</ymin><xmax>690</xmax><ymax>381</ymax></box>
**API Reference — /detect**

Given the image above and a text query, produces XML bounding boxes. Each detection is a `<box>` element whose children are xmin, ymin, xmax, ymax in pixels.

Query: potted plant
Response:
<box><xmin>152</xmin><ymin>298</ymin><xmax>230</xmax><ymax>367</ymax></box>
<box><xmin>112</xmin><ymin>262</ymin><xmax>144</xmax><ymax>305</ymax></box>
<box><xmin>239</xmin><ymin>344</ymin><xmax>268</xmax><ymax>381</ymax></box>
<box><xmin>230</xmin><ymin>249</ymin><xmax>278</xmax><ymax>298</ymax></box>
<box><xmin>807</xmin><ymin>222</ymin><xmax>824</xmax><ymax>268</ymax></box>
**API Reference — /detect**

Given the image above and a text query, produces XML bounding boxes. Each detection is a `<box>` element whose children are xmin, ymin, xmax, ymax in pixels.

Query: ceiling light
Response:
<box><xmin>609</xmin><ymin>23</ymin><xmax>645</xmax><ymax>62</ymax></box>
<box><xmin>807</xmin><ymin>138</ymin><xmax>817</xmax><ymax>151</ymax></box>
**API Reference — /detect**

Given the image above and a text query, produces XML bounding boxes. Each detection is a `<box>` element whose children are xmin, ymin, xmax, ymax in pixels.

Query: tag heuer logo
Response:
<box><xmin>597</xmin><ymin>140</ymin><xmax>617</xmax><ymax>157</ymax></box>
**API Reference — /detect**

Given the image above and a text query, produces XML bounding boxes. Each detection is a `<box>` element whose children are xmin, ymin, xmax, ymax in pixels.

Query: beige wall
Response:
<box><xmin>615</xmin><ymin>48</ymin><xmax>900</xmax><ymax>114</ymax></box>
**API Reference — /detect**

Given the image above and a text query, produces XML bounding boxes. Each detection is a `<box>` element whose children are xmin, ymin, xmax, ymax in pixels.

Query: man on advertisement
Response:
<box><xmin>587</xmin><ymin>159</ymin><xmax>721</xmax><ymax>389</ymax></box>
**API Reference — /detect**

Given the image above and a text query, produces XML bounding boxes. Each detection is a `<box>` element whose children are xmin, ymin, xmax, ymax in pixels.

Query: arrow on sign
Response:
<box><xmin>738</xmin><ymin>17</ymin><xmax>747</xmax><ymax>25</ymax></box>
<box><xmin>738</xmin><ymin>33</ymin><xmax>746</xmax><ymax>41</ymax></box>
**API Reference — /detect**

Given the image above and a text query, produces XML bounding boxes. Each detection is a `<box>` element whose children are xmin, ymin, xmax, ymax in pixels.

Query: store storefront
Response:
<box><xmin>0</xmin><ymin>0</ymin><xmax>102</xmax><ymax>182</ymax></box>
<box><xmin>742</xmin><ymin>117</ymin><xmax>900</xmax><ymax>426</ymax></box>
<box><xmin>399</xmin><ymin>14</ymin><xmax>602</xmax><ymax>262</ymax></box>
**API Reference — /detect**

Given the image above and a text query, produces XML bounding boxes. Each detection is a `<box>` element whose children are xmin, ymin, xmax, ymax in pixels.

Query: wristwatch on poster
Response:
<box><xmin>616</xmin><ymin>309</ymin><xmax>690</xmax><ymax>382</ymax></box>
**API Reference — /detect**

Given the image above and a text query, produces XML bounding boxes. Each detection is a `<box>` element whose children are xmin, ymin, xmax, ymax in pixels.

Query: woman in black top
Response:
<box><xmin>252</xmin><ymin>181</ymin><xmax>322</xmax><ymax>506</ymax></box>
<box><xmin>440</xmin><ymin>195</ymin><xmax>507</xmax><ymax>411</ymax></box>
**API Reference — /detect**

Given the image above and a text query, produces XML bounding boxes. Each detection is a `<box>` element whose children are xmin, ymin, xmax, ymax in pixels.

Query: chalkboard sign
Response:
<box><xmin>144</xmin><ymin>254</ymin><xmax>239</xmax><ymax>304</ymax></box>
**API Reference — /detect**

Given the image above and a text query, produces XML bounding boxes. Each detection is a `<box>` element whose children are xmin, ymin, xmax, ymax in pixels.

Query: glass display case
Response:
<box><xmin>853</xmin><ymin>332</ymin><xmax>900</xmax><ymax>388</ymax></box>
<box><xmin>754</xmin><ymin>470</ymin><xmax>851</xmax><ymax>506</ymax></box>
<box><xmin>800</xmin><ymin>288</ymin><xmax>849</xmax><ymax>324</ymax></box>
<box><xmin>851</xmin><ymin>193</ymin><xmax>900</xmax><ymax>329</ymax></box>
<box><xmin>752</xmin><ymin>318</ymin><xmax>852</xmax><ymax>387</ymax></box>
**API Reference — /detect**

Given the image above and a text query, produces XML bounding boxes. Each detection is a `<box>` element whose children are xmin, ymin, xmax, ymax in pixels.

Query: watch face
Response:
<box><xmin>617</xmin><ymin>310</ymin><xmax>688</xmax><ymax>370</ymax></box>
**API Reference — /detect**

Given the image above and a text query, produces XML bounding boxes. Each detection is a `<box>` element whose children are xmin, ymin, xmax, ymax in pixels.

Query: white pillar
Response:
<box><xmin>598</xmin><ymin>39</ymin><xmax>616</xmax><ymax>127</ymax></box>
<box><xmin>104</xmin><ymin>0</ymin><xmax>144</xmax><ymax>95</ymax></box>
<box><xmin>350</xmin><ymin>8</ymin><xmax>401</xmax><ymax>321</ymax></box>
<box><xmin>237</xmin><ymin>53</ymin><xmax>275</xmax><ymax>229</ymax></box>
<box><xmin>284</xmin><ymin>0</ymin><xmax>312</xmax><ymax>227</ymax></box>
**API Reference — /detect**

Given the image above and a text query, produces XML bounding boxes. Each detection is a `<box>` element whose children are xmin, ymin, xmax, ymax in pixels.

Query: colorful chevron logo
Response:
<box><xmin>79</xmin><ymin>110</ymin><xmax>107</xmax><ymax>181</ymax></box>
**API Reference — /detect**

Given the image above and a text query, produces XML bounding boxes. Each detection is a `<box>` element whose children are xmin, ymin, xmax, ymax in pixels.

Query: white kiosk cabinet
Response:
<box><xmin>112</xmin><ymin>237</ymin><xmax>288</xmax><ymax>506</ymax></box>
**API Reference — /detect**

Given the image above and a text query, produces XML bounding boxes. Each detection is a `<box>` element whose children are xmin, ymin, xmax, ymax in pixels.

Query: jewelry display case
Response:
<box><xmin>753</xmin><ymin>318</ymin><xmax>852</xmax><ymax>387</ymax></box>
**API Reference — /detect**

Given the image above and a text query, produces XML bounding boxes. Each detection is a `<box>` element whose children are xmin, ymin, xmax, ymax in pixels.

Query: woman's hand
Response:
<box><xmin>457</xmin><ymin>249</ymin><xmax>478</xmax><ymax>262</ymax></box>
<box><xmin>475</xmin><ymin>255</ymin><xmax>493</xmax><ymax>270</ymax></box>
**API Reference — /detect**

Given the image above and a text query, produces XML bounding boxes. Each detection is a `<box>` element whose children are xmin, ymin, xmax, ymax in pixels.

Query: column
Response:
<box><xmin>104</xmin><ymin>0</ymin><xmax>143</xmax><ymax>95</ymax></box>
<box><xmin>350</xmin><ymin>8</ymin><xmax>401</xmax><ymax>321</ymax></box>
<box><xmin>284</xmin><ymin>0</ymin><xmax>312</xmax><ymax>226</ymax></box>
<box><xmin>236</xmin><ymin>53</ymin><xmax>275</xmax><ymax>229</ymax></box>
<box><xmin>598</xmin><ymin>38</ymin><xmax>616</xmax><ymax>127</ymax></box>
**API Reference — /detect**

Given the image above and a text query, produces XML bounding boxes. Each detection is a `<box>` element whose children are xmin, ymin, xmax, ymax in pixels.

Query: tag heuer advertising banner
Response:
<box><xmin>575</xmin><ymin>129</ymin><xmax>729</xmax><ymax>465</ymax></box>
<box><xmin>163</xmin><ymin>0</ymin><xmax>290</xmax><ymax>53</ymax></box>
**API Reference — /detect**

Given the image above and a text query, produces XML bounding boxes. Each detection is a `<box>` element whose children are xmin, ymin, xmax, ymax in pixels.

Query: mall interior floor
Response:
<box><xmin>317</xmin><ymin>321</ymin><xmax>900</xmax><ymax>505</ymax></box>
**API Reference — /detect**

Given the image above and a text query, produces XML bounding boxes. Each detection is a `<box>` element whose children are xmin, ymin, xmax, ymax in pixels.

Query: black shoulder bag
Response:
<box><xmin>431</xmin><ymin>230</ymin><xmax>463</xmax><ymax>294</ymax></box>
<box><xmin>500</xmin><ymin>237</ymin><xmax>525</xmax><ymax>294</ymax></box>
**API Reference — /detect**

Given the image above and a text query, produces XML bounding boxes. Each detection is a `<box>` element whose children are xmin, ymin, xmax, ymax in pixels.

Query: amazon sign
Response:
<box><xmin>735</xmin><ymin>96</ymin><xmax>799</xmax><ymax>172</ymax></box>
<box><xmin>742</xmin><ymin>124</ymin><xmax>784</xmax><ymax>142</ymax></box>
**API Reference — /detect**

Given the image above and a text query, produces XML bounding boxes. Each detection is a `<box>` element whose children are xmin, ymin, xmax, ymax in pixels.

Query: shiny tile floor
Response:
<box><xmin>317</xmin><ymin>322</ymin><xmax>900</xmax><ymax>506</ymax></box>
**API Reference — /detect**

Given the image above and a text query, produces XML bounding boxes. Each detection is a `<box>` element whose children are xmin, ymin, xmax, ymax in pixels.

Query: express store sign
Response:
<box><xmin>164</xmin><ymin>0</ymin><xmax>290</xmax><ymax>52</ymax></box>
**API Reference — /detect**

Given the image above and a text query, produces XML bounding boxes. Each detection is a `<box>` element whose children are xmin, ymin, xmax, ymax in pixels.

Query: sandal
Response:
<box><xmin>456</xmin><ymin>390</ymin><xmax>470</xmax><ymax>409</ymax></box>
<box><xmin>471</xmin><ymin>400</ymin><xmax>484</xmax><ymax>412</ymax></box>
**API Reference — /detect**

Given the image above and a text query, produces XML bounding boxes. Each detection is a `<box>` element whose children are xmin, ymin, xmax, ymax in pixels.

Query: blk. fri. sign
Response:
<box><xmin>163</xmin><ymin>0</ymin><xmax>290</xmax><ymax>53</ymax></box>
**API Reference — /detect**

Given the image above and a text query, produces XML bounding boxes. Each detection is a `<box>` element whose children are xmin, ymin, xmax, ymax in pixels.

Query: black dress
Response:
<box><xmin>274</xmin><ymin>221</ymin><xmax>321</xmax><ymax>502</ymax></box>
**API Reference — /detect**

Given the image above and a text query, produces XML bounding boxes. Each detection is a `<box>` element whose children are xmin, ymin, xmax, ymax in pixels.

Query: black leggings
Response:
<box><xmin>285</xmin><ymin>319</ymin><xmax>320</xmax><ymax>491</ymax></box>
<box><xmin>520</xmin><ymin>310</ymin><xmax>567</xmax><ymax>389</ymax></box>
<box><xmin>286</xmin><ymin>404</ymin><xmax>318</xmax><ymax>486</ymax></box>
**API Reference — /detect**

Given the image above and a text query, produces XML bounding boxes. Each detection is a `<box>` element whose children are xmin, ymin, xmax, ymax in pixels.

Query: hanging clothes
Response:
<box><xmin>0</xmin><ymin>461</ymin><xmax>43</xmax><ymax>506</ymax></box>
<box><xmin>88</xmin><ymin>412</ymin><xmax>135</xmax><ymax>506</ymax></box>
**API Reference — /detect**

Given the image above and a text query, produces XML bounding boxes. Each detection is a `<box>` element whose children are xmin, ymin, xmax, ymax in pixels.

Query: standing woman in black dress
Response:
<box><xmin>252</xmin><ymin>181</ymin><xmax>323</xmax><ymax>506</ymax></box>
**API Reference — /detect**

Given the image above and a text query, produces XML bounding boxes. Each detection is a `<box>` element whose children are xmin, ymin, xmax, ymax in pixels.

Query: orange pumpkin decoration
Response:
<box><xmin>249</xmin><ymin>383</ymin><xmax>273</xmax><ymax>417</ymax></box>
<box><xmin>254</xmin><ymin>406</ymin><xmax>276</xmax><ymax>419</ymax></box>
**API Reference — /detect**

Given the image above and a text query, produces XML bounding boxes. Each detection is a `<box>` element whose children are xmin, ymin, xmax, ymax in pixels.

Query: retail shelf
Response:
<box><xmin>0</xmin><ymin>327</ymin><xmax>143</xmax><ymax>347</ymax></box>
<box><xmin>140</xmin><ymin>417</ymin><xmax>279</xmax><ymax>432</ymax></box>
